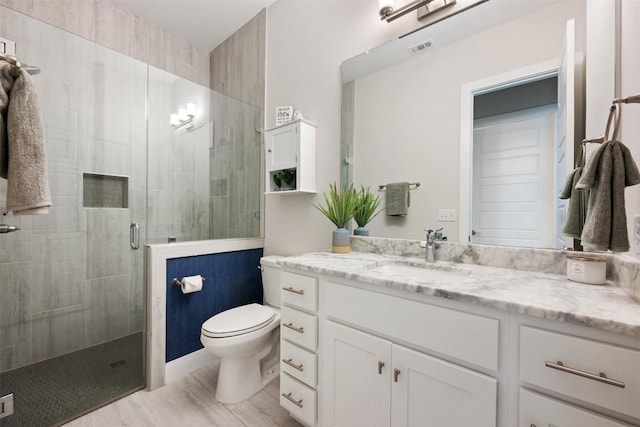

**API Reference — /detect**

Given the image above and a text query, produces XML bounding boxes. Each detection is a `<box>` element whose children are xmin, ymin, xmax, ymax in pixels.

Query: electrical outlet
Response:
<box><xmin>438</xmin><ymin>208</ymin><xmax>456</xmax><ymax>222</ymax></box>
<box><xmin>634</xmin><ymin>215</ymin><xmax>640</xmax><ymax>255</ymax></box>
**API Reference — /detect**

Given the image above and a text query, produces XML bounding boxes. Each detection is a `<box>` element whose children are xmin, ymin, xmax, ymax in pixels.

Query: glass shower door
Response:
<box><xmin>0</xmin><ymin>7</ymin><xmax>146</xmax><ymax>426</ymax></box>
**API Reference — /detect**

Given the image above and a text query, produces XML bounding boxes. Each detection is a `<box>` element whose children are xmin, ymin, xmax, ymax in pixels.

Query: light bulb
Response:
<box><xmin>178</xmin><ymin>108</ymin><xmax>188</xmax><ymax>121</ymax></box>
<box><xmin>379</xmin><ymin>0</ymin><xmax>394</xmax><ymax>16</ymax></box>
<box><xmin>170</xmin><ymin>113</ymin><xmax>180</xmax><ymax>126</ymax></box>
<box><xmin>186</xmin><ymin>103</ymin><xmax>196</xmax><ymax>117</ymax></box>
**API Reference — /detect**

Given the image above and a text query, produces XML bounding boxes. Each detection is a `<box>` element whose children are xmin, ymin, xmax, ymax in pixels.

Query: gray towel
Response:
<box><xmin>559</xmin><ymin>166</ymin><xmax>589</xmax><ymax>240</ymax></box>
<box><xmin>385</xmin><ymin>182</ymin><xmax>410</xmax><ymax>216</ymax></box>
<box><xmin>576</xmin><ymin>140</ymin><xmax>640</xmax><ymax>252</ymax></box>
<box><xmin>0</xmin><ymin>63</ymin><xmax>51</xmax><ymax>214</ymax></box>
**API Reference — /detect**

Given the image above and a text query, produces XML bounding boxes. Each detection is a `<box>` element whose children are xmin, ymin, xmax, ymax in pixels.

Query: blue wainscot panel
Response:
<box><xmin>165</xmin><ymin>248</ymin><xmax>264</xmax><ymax>362</ymax></box>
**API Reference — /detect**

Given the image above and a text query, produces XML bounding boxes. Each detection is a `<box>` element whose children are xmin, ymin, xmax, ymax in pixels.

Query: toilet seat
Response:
<box><xmin>202</xmin><ymin>303</ymin><xmax>275</xmax><ymax>338</ymax></box>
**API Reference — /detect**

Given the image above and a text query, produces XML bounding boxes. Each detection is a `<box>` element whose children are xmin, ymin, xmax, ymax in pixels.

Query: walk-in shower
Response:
<box><xmin>0</xmin><ymin>7</ymin><xmax>261</xmax><ymax>426</ymax></box>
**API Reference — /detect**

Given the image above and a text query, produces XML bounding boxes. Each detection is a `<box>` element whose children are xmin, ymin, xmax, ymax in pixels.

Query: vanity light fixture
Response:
<box><xmin>170</xmin><ymin>103</ymin><xmax>196</xmax><ymax>130</ymax></box>
<box><xmin>379</xmin><ymin>0</ymin><xmax>456</xmax><ymax>23</ymax></box>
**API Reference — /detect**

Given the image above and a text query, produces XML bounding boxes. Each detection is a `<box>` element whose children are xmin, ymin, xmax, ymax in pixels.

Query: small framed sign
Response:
<box><xmin>276</xmin><ymin>106</ymin><xmax>293</xmax><ymax>126</ymax></box>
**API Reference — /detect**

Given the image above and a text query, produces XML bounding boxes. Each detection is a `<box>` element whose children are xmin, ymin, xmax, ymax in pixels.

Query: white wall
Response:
<box><xmin>352</xmin><ymin>1</ymin><xmax>585</xmax><ymax>241</ymax></box>
<box><xmin>264</xmin><ymin>0</ymin><xmax>419</xmax><ymax>255</ymax></box>
<box><xmin>264</xmin><ymin>0</ymin><xmax>638</xmax><ymax>257</ymax></box>
<box><xmin>621</xmin><ymin>0</ymin><xmax>640</xmax><ymax>259</ymax></box>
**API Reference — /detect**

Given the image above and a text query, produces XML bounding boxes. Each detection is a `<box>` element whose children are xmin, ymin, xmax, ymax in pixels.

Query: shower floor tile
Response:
<box><xmin>0</xmin><ymin>332</ymin><xmax>144</xmax><ymax>427</ymax></box>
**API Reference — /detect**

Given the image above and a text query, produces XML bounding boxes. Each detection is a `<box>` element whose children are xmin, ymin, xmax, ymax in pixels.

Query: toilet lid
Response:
<box><xmin>201</xmin><ymin>303</ymin><xmax>275</xmax><ymax>338</ymax></box>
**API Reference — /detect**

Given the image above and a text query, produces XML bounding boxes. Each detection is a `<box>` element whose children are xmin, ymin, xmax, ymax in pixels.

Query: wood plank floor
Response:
<box><xmin>64</xmin><ymin>363</ymin><xmax>303</xmax><ymax>427</ymax></box>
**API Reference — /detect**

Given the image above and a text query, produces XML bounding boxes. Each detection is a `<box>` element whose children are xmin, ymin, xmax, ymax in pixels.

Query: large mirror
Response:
<box><xmin>342</xmin><ymin>0</ymin><xmax>588</xmax><ymax>249</ymax></box>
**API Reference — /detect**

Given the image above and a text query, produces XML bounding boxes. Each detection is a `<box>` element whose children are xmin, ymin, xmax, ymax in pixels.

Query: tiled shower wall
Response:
<box><xmin>0</xmin><ymin>7</ymin><xmax>147</xmax><ymax>371</ymax></box>
<box><xmin>146</xmin><ymin>69</ymin><xmax>213</xmax><ymax>244</ymax></box>
<box><xmin>210</xmin><ymin>92</ymin><xmax>262</xmax><ymax>239</ymax></box>
<box><xmin>0</xmin><ymin>0</ymin><xmax>210</xmax><ymax>86</ymax></box>
<box><xmin>146</xmin><ymin>69</ymin><xmax>262</xmax><ymax>243</ymax></box>
<box><xmin>209</xmin><ymin>10</ymin><xmax>265</xmax><ymax>240</ymax></box>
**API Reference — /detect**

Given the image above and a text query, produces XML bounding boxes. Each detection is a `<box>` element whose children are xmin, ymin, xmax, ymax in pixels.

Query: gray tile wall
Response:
<box><xmin>0</xmin><ymin>7</ymin><xmax>147</xmax><ymax>371</ymax></box>
<box><xmin>146</xmin><ymin>68</ymin><xmax>261</xmax><ymax>243</ymax></box>
<box><xmin>0</xmin><ymin>0</ymin><xmax>210</xmax><ymax>86</ymax></box>
<box><xmin>210</xmin><ymin>8</ymin><xmax>266</xmax><ymax>108</ymax></box>
<box><xmin>210</xmin><ymin>94</ymin><xmax>261</xmax><ymax>239</ymax></box>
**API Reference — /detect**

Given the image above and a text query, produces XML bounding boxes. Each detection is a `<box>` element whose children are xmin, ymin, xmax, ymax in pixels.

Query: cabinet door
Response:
<box><xmin>323</xmin><ymin>321</ymin><xmax>391</xmax><ymax>427</ymax></box>
<box><xmin>391</xmin><ymin>344</ymin><xmax>497</xmax><ymax>427</ymax></box>
<box><xmin>519</xmin><ymin>388</ymin><xmax>631</xmax><ymax>427</ymax></box>
<box><xmin>266</xmin><ymin>123</ymin><xmax>298</xmax><ymax>171</ymax></box>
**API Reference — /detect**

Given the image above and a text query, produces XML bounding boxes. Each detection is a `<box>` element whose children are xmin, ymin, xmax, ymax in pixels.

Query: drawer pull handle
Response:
<box><xmin>394</xmin><ymin>368</ymin><xmax>400</xmax><ymax>383</ymax></box>
<box><xmin>283</xmin><ymin>358</ymin><xmax>304</xmax><ymax>371</ymax></box>
<box><xmin>378</xmin><ymin>361</ymin><xmax>385</xmax><ymax>375</ymax></box>
<box><xmin>282</xmin><ymin>392</ymin><xmax>304</xmax><ymax>408</ymax></box>
<box><xmin>283</xmin><ymin>286</ymin><xmax>304</xmax><ymax>295</ymax></box>
<box><xmin>545</xmin><ymin>361</ymin><xmax>626</xmax><ymax>388</ymax></box>
<box><xmin>283</xmin><ymin>322</ymin><xmax>304</xmax><ymax>333</ymax></box>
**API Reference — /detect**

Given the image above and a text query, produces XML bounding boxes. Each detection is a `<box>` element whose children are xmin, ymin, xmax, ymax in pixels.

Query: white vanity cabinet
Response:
<box><xmin>322</xmin><ymin>280</ymin><xmax>498</xmax><ymax>427</ymax></box>
<box><xmin>279</xmin><ymin>271</ymin><xmax>319</xmax><ymax>426</ymax></box>
<box><xmin>519</xmin><ymin>389</ymin><xmax>632</xmax><ymax>427</ymax></box>
<box><xmin>279</xmin><ymin>261</ymin><xmax>640</xmax><ymax>427</ymax></box>
<box><xmin>264</xmin><ymin>119</ymin><xmax>316</xmax><ymax>194</ymax></box>
<box><xmin>518</xmin><ymin>325</ymin><xmax>640</xmax><ymax>427</ymax></box>
<box><xmin>324</xmin><ymin>321</ymin><xmax>497</xmax><ymax>427</ymax></box>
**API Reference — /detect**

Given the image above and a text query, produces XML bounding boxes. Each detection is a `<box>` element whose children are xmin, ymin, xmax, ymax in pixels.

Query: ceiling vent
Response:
<box><xmin>408</xmin><ymin>40</ymin><xmax>433</xmax><ymax>55</ymax></box>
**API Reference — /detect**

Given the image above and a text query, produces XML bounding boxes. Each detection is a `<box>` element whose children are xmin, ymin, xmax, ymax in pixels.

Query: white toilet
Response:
<box><xmin>200</xmin><ymin>255</ymin><xmax>282</xmax><ymax>404</ymax></box>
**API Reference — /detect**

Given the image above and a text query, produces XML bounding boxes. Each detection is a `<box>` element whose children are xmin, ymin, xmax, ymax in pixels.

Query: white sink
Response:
<box><xmin>370</xmin><ymin>263</ymin><xmax>470</xmax><ymax>282</ymax></box>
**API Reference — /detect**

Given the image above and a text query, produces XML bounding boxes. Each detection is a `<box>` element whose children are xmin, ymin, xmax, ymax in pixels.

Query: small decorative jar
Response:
<box><xmin>565</xmin><ymin>253</ymin><xmax>607</xmax><ymax>285</ymax></box>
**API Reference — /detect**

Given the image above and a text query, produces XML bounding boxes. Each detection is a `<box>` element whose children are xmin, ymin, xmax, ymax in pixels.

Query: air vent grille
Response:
<box><xmin>408</xmin><ymin>40</ymin><xmax>433</xmax><ymax>55</ymax></box>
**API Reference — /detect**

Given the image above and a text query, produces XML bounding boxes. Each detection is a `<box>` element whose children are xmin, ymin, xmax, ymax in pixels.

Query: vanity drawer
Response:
<box><xmin>280</xmin><ymin>372</ymin><xmax>316</xmax><ymax>427</ymax></box>
<box><xmin>281</xmin><ymin>271</ymin><xmax>318</xmax><ymax>312</ymax></box>
<box><xmin>281</xmin><ymin>306</ymin><xmax>317</xmax><ymax>351</ymax></box>
<box><xmin>520</xmin><ymin>326</ymin><xmax>640</xmax><ymax>419</ymax></box>
<box><xmin>281</xmin><ymin>339</ymin><xmax>317</xmax><ymax>388</ymax></box>
<box><xmin>325</xmin><ymin>281</ymin><xmax>499</xmax><ymax>371</ymax></box>
<box><xmin>519</xmin><ymin>388</ymin><xmax>631</xmax><ymax>427</ymax></box>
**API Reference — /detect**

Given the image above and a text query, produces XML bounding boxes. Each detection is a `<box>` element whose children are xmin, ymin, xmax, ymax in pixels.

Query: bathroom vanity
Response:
<box><xmin>278</xmin><ymin>241</ymin><xmax>640</xmax><ymax>427</ymax></box>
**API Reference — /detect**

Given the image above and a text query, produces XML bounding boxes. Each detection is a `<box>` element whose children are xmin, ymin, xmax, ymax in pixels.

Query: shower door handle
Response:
<box><xmin>0</xmin><ymin>224</ymin><xmax>19</xmax><ymax>233</ymax></box>
<box><xmin>130</xmin><ymin>223</ymin><xmax>140</xmax><ymax>250</ymax></box>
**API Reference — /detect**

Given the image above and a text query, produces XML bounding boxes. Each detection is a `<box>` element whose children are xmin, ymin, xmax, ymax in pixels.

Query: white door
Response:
<box><xmin>323</xmin><ymin>321</ymin><xmax>391</xmax><ymax>427</ymax></box>
<box><xmin>472</xmin><ymin>106</ymin><xmax>556</xmax><ymax>247</ymax></box>
<box><xmin>519</xmin><ymin>389</ymin><xmax>630</xmax><ymax>427</ymax></box>
<box><xmin>556</xmin><ymin>18</ymin><xmax>576</xmax><ymax>249</ymax></box>
<box><xmin>391</xmin><ymin>344</ymin><xmax>497</xmax><ymax>427</ymax></box>
<box><xmin>265</xmin><ymin>122</ymin><xmax>298</xmax><ymax>171</ymax></box>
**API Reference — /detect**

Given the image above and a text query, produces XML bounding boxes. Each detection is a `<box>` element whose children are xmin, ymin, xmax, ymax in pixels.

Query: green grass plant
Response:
<box><xmin>313</xmin><ymin>183</ymin><xmax>360</xmax><ymax>229</ymax></box>
<box><xmin>354</xmin><ymin>186</ymin><xmax>383</xmax><ymax>227</ymax></box>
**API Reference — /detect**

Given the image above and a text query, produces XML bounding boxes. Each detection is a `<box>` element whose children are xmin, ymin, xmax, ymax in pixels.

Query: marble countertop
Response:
<box><xmin>280</xmin><ymin>251</ymin><xmax>640</xmax><ymax>338</ymax></box>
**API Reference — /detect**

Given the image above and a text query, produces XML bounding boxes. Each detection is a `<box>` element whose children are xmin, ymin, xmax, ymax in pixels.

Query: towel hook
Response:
<box><xmin>603</xmin><ymin>104</ymin><xmax>621</xmax><ymax>143</ymax></box>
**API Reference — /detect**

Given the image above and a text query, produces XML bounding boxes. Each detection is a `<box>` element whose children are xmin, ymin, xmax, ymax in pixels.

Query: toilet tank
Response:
<box><xmin>261</xmin><ymin>256</ymin><xmax>282</xmax><ymax>307</ymax></box>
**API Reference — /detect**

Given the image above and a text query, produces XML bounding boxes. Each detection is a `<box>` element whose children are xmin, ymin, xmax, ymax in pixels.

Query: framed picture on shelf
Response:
<box><xmin>276</xmin><ymin>106</ymin><xmax>293</xmax><ymax>125</ymax></box>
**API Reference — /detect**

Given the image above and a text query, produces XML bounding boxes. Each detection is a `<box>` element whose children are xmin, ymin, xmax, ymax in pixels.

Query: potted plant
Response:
<box><xmin>273</xmin><ymin>169</ymin><xmax>296</xmax><ymax>191</ymax></box>
<box><xmin>313</xmin><ymin>183</ymin><xmax>360</xmax><ymax>253</ymax></box>
<box><xmin>353</xmin><ymin>186</ymin><xmax>383</xmax><ymax>236</ymax></box>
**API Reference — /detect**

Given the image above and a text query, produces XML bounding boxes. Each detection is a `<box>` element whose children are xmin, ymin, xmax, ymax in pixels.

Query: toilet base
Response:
<box><xmin>215</xmin><ymin>342</ymin><xmax>273</xmax><ymax>404</ymax></box>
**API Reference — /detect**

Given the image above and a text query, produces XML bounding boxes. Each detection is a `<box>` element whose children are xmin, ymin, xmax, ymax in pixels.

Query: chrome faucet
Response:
<box><xmin>425</xmin><ymin>229</ymin><xmax>436</xmax><ymax>262</ymax></box>
<box><xmin>424</xmin><ymin>228</ymin><xmax>445</xmax><ymax>262</ymax></box>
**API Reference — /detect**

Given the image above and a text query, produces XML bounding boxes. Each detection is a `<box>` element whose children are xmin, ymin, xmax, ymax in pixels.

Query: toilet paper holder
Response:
<box><xmin>172</xmin><ymin>276</ymin><xmax>206</xmax><ymax>286</ymax></box>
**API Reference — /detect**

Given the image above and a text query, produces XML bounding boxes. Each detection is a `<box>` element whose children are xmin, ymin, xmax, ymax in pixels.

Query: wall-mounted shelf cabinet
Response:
<box><xmin>265</xmin><ymin>119</ymin><xmax>316</xmax><ymax>194</ymax></box>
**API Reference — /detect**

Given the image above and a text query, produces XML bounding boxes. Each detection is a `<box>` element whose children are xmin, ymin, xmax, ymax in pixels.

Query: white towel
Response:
<box><xmin>0</xmin><ymin>63</ymin><xmax>51</xmax><ymax>214</ymax></box>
